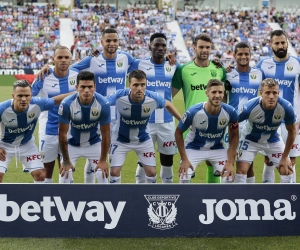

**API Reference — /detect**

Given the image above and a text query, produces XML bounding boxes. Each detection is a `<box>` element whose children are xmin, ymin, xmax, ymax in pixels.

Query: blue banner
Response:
<box><xmin>0</xmin><ymin>184</ymin><xmax>299</xmax><ymax>237</ymax></box>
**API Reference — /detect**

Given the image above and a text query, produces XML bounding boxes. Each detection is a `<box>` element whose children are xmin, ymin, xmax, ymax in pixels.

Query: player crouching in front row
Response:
<box><xmin>236</xmin><ymin>78</ymin><xmax>296</xmax><ymax>183</ymax></box>
<box><xmin>175</xmin><ymin>79</ymin><xmax>239</xmax><ymax>183</ymax></box>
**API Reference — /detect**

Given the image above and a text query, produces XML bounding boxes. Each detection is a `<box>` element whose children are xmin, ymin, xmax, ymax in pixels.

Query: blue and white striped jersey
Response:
<box><xmin>227</xmin><ymin>67</ymin><xmax>264</xmax><ymax>111</ymax></box>
<box><xmin>0</xmin><ymin>97</ymin><xmax>55</xmax><ymax>145</ymax></box>
<box><xmin>256</xmin><ymin>56</ymin><xmax>300</xmax><ymax>120</ymax></box>
<box><xmin>72</xmin><ymin>52</ymin><xmax>135</xmax><ymax>96</ymax></box>
<box><xmin>128</xmin><ymin>58</ymin><xmax>179</xmax><ymax>123</ymax></box>
<box><xmin>58</xmin><ymin>92</ymin><xmax>111</xmax><ymax>147</ymax></box>
<box><xmin>107</xmin><ymin>89</ymin><xmax>166</xmax><ymax>143</ymax></box>
<box><xmin>32</xmin><ymin>68</ymin><xmax>79</xmax><ymax>135</ymax></box>
<box><xmin>239</xmin><ymin>96</ymin><xmax>296</xmax><ymax>143</ymax></box>
<box><xmin>178</xmin><ymin>102</ymin><xmax>238</xmax><ymax>150</ymax></box>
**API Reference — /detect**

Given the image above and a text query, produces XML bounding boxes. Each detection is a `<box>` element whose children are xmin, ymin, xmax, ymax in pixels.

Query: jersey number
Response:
<box><xmin>239</xmin><ymin>141</ymin><xmax>249</xmax><ymax>150</ymax></box>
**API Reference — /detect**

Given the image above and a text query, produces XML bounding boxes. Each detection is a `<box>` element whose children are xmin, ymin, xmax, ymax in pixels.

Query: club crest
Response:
<box><xmin>287</xmin><ymin>65</ymin><xmax>293</xmax><ymax>71</ymax></box>
<box><xmin>250</xmin><ymin>74</ymin><xmax>257</xmax><ymax>79</ymax></box>
<box><xmin>117</xmin><ymin>61</ymin><xmax>123</xmax><ymax>68</ymax></box>
<box><xmin>69</xmin><ymin>78</ymin><xmax>76</xmax><ymax>85</ymax></box>
<box><xmin>210</xmin><ymin>70</ymin><xmax>217</xmax><ymax>77</ymax></box>
<box><xmin>143</xmin><ymin>106</ymin><xmax>150</xmax><ymax>113</ymax></box>
<box><xmin>274</xmin><ymin>113</ymin><xmax>281</xmax><ymax>120</ymax></box>
<box><xmin>219</xmin><ymin>118</ymin><xmax>227</xmax><ymax>126</ymax></box>
<box><xmin>165</xmin><ymin>66</ymin><xmax>172</xmax><ymax>72</ymax></box>
<box><xmin>144</xmin><ymin>195</ymin><xmax>179</xmax><ymax>230</ymax></box>
<box><xmin>28</xmin><ymin>112</ymin><xmax>35</xmax><ymax>119</ymax></box>
<box><xmin>91</xmin><ymin>109</ymin><xmax>99</xmax><ymax>116</ymax></box>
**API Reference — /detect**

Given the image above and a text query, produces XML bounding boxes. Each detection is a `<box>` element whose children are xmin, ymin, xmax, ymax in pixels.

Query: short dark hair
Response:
<box><xmin>150</xmin><ymin>33</ymin><xmax>167</xmax><ymax>43</ymax></box>
<box><xmin>193</xmin><ymin>34</ymin><xmax>212</xmax><ymax>46</ymax></box>
<box><xmin>76</xmin><ymin>71</ymin><xmax>95</xmax><ymax>85</ymax></box>
<box><xmin>206</xmin><ymin>79</ymin><xmax>223</xmax><ymax>90</ymax></box>
<box><xmin>234</xmin><ymin>42</ymin><xmax>251</xmax><ymax>54</ymax></box>
<box><xmin>270</xmin><ymin>30</ymin><xmax>287</xmax><ymax>41</ymax></box>
<box><xmin>128</xmin><ymin>70</ymin><xmax>146</xmax><ymax>83</ymax></box>
<box><xmin>13</xmin><ymin>80</ymin><xmax>31</xmax><ymax>90</ymax></box>
<box><xmin>102</xmin><ymin>28</ymin><xmax>118</xmax><ymax>37</ymax></box>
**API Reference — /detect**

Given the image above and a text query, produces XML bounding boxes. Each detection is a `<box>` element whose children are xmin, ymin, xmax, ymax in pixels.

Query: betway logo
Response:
<box><xmin>71</xmin><ymin>122</ymin><xmax>97</xmax><ymax>129</ymax></box>
<box><xmin>0</xmin><ymin>195</ymin><xmax>125</xmax><ymax>229</ymax></box>
<box><xmin>191</xmin><ymin>84</ymin><xmax>207</xmax><ymax>91</ymax></box>
<box><xmin>98</xmin><ymin>77</ymin><xmax>124</xmax><ymax>84</ymax></box>
<box><xmin>231</xmin><ymin>87</ymin><xmax>257</xmax><ymax>95</ymax></box>
<box><xmin>255</xmin><ymin>124</ymin><xmax>278</xmax><ymax>131</ymax></box>
<box><xmin>199</xmin><ymin>131</ymin><xmax>223</xmax><ymax>138</ymax></box>
<box><xmin>121</xmin><ymin>117</ymin><xmax>148</xmax><ymax>125</ymax></box>
<box><xmin>275</xmin><ymin>79</ymin><xmax>292</xmax><ymax>87</ymax></box>
<box><xmin>199</xmin><ymin>199</ymin><xmax>296</xmax><ymax>224</ymax></box>
<box><xmin>147</xmin><ymin>80</ymin><xmax>171</xmax><ymax>88</ymax></box>
<box><xmin>8</xmin><ymin>124</ymin><xmax>34</xmax><ymax>133</ymax></box>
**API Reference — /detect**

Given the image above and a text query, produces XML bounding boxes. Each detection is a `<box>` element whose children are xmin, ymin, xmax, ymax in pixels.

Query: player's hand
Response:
<box><xmin>60</xmin><ymin>160</ymin><xmax>74</xmax><ymax>178</ymax></box>
<box><xmin>211</xmin><ymin>59</ymin><xmax>223</xmax><ymax>68</ymax></box>
<box><xmin>226</xmin><ymin>64</ymin><xmax>234</xmax><ymax>73</ymax></box>
<box><xmin>222</xmin><ymin>162</ymin><xmax>235</xmax><ymax>182</ymax></box>
<box><xmin>179</xmin><ymin>159</ymin><xmax>194</xmax><ymax>179</ymax></box>
<box><xmin>278</xmin><ymin>156</ymin><xmax>293</xmax><ymax>176</ymax></box>
<box><xmin>89</xmin><ymin>49</ymin><xmax>100</xmax><ymax>57</ymax></box>
<box><xmin>166</xmin><ymin>52</ymin><xmax>176</xmax><ymax>66</ymax></box>
<box><xmin>94</xmin><ymin>160</ymin><xmax>109</xmax><ymax>178</ymax></box>
<box><xmin>35</xmin><ymin>64</ymin><xmax>51</xmax><ymax>80</ymax></box>
<box><xmin>0</xmin><ymin>148</ymin><xmax>6</xmax><ymax>161</ymax></box>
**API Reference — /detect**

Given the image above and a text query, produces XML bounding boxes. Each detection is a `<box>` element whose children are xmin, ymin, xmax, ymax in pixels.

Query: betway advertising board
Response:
<box><xmin>0</xmin><ymin>184</ymin><xmax>299</xmax><ymax>237</ymax></box>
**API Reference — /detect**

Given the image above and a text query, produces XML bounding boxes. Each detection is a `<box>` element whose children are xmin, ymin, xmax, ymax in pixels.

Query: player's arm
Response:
<box><xmin>95</xmin><ymin>123</ymin><xmax>110</xmax><ymax>178</ymax></box>
<box><xmin>0</xmin><ymin>148</ymin><xmax>6</xmax><ymax>162</ymax></box>
<box><xmin>223</xmin><ymin>121</ymin><xmax>239</xmax><ymax>181</ymax></box>
<box><xmin>35</xmin><ymin>65</ymin><xmax>54</xmax><ymax>80</ymax></box>
<box><xmin>165</xmin><ymin>100</ymin><xmax>181</xmax><ymax>121</ymax></box>
<box><xmin>175</xmin><ymin>127</ymin><xmax>194</xmax><ymax>178</ymax></box>
<box><xmin>171</xmin><ymin>66</ymin><xmax>183</xmax><ymax>98</ymax></box>
<box><xmin>58</xmin><ymin>122</ymin><xmax>73</xmax><ymax>178</ymax></box>
<box><xmin>52</xmin><ymin>92</ymin><xmax>75</xmax><ymax>105</ymax></box>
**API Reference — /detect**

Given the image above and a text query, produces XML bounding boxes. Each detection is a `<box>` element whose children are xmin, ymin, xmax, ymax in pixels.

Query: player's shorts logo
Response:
<box><xmin>117</xmin><ymin>61</ymin><xmax>123</xmax><ymax>68</ymax></box>
<box><xmin>91</xmin><ymin>109</ymin><xmax>99</xmax><ymax>116</ymax></box>
<box><xmin>69</xmin><ymin>79</ymin><xmax>76</xmax><ymax>85</ymax></box>
<box><xmin>28</xmin><ymin>112</ymin><xmax>35</xmax><ymax>119</ymax></box>
<box><xmin>274</xmin><ymin>113</ymin><xmax>282</xmax><ymax>120</ymax></box>
<box><xmin>287</xmin><ymin>65</ymin><xmax>293</xmax><ymax>71</ymax></box>
<box><xmin>143</xmin><ymin>106</ymin><xmax>150</xmax><ymax>113</ymax></box>
<box><xmin>144</xmin><ymin>195</ymin><xmax>179</xmax><ymax>230</ymax></box>
<box><xmin>210</xmin><ymin>70</ymin><xmax>217</xmax><ymax>77</ymax></box>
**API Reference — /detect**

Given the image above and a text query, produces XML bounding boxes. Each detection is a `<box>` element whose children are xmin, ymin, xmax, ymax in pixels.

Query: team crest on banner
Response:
<box><xmin>117</xmin><ymin>61</ymin><xmax>123</xmax><ymax>68</ymax></box>
<box><xmin>28</xmin><ymin>112</ymin><xmax>35</xmax><ymax>119</ymax></box>
<box><xmin>69</xmin><ymin>78</ymin><xmax>76</xmax><ymax>85</ymax></box>
<box><xmin>144</xmin><ymin>195</ymin><xmax>179</xmax><ymax>230</ymax></box>
<box><xmin>143</xmin><ymin>106</ymin><xmax>150</xmax><ymax>113</ymax></box>
<box><xmin>91</xmin><ymin>109</ymin><xmax>99</xmax><ymax>116</ymax></box>
<box><xmin>210</xmin><ymin>70</ymin><xmax>217</xmax><ymax>77</ymax></box>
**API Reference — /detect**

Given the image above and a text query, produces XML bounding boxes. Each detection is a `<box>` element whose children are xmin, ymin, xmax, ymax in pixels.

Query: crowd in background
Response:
<box><xmin>0</xmin><ymin>1</ymin><xmax>299</xmax><ymax>69</ymax></box>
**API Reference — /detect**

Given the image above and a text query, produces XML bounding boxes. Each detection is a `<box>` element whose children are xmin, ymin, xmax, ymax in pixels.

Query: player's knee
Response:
<box><xmin>160</xmin><ymin>153</ymin><xmax>173</xmax><ymax>166</ymax></box>
<box><xmin>290</xmin><ymin>157</ymin><xmax>296</xmax><ymax>166</ymax></box>
<box><xmin>144</xmin><ymin>167</ymin><xmax>156</xmax><ymax>177</ymax></box>
<box><xmin>110</xmin><ymin>167</ymin><xmax>121</xmax><ymax>177</ymax></box>
<box><xmin>32</xmin><ymin>169</ymin><xmax>45</xmax><ymax>181</ymax></box>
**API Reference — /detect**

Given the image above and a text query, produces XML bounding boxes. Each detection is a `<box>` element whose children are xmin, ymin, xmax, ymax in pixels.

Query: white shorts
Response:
<box><xmin>224</xmin><ymin>123</ymin><xmax>245</xmax><ymax>149</ymax></box>
<box><xmin>149</xmin><ymin>121</ymin><xmax>177</xmax><ymax>155</ymax></box>
<box><xmin>0</xmin><ymin>139</ymin><xmax>44</xmax><ymax>173</ymax></box>
<box><xmin>237</xmin><ymin>139</ymin><xmax>285</xmax><ymax>167</ymax></box>
<box><xmin>66</xmin><ymin>142</ymin><xmax>102</xmax><ymax>172</ymax></box>
<box><xmin>185</xmin><ymin>148</ymin><xmax>228</xmax><ymax>176</ymax></box>
<box><xmin>280</xmin><ymin>123</ymin><xmax>300</xmax><ymax>157</ymax></box>
<box><xmin>110</xmin><ymin>139</ymin><xmax>156</xmax><ymax>167</ymax></box>
<box><xmin>39</xmin><ymin>134</ymin><xmax>60</xmax><ymax>163</ymax></box>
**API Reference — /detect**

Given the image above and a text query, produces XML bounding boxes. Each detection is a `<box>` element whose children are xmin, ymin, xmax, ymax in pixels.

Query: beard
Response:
<box><xmin>272</xmin><ymin>48</ymin><xmax>288</xmax><ymax>58</ymax></box>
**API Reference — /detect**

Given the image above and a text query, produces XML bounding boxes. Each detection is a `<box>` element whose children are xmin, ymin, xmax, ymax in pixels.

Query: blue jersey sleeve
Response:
<box><xmin>32</xmin><ymin>97</ymin><xmax>55</xmax><ymax>111</ymax></box>
<box><xmin>256</xmin><ymin>59</ymin><xmax>263</xmax><ymax>69</ymax></box>
<box><xmin>177</xmin><ymin>109</ymin><xmax>193</xmax><ymax>132</ymax></box>
<box><xmin>146</xmin><ymin>90</ymin><xmax>166</xmax><ymax>109</ymax></box>
<box><xmin>229</xmin><ymin>108</ymin><xmax>238</xmax><ymax>123</ymax></box>
<box><xmin>106</xmin><ymin>89</ymin><xmax>125</xmax><ymax>106</ymax></box>
<box><xmin>58</xmin><ymin>101</ymin><xmax>71</xmax><ymax>124</ymax></box>
<box><xmin>284</xmin><ymin>102</ymin><xmax>296</xmax><ymax>125</ymax></box>
<box><xmin>238</xmin><ymin>104</ymin><xmax>249</xmax><ymax>123</ymax></box>
<box><xmin>71</xmin><ymin>56</ymin><xmax>93</xmax><ymax>71</ymax></box>
<box><xmin>127</xmin><ymin>59</ymin><xmax>140</xmax><ymax>73</ymax></box>
<box><xmin>31</xmin><ymin>79</ymin><xmax>43</xmax><ymax>96</ymax></box>
<box><xmin>99</xmin><ymin>101</ymin><xmax>111</xmax><ymax>126</ymax></box>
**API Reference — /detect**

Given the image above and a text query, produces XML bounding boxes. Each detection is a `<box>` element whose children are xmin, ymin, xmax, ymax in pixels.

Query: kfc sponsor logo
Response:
<box><xmin>143</xmin><ymin>152</ymin><xmax>156</xmax><ymax>158</ymax></box>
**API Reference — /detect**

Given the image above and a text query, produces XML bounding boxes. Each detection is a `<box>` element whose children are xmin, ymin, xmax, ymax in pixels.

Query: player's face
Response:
<box><xmin>149</xmin><ymin>37</ymin><xmax>167</xmax><ymax>60</ymax></box>
<box><xmin>260</xmin><ymin>85</ymin><xmax>279</xmax><ymax>110</ymax></box>
<box><xmin>12</xmin><ymin>86</ymin><xmax>32</xmax><ymax>112</ymax></box>
<box><xmin>129</xmin><ymin>77</ymin><xmax>146</xmax><ymax>102</ymax></box>
<box><xmin>53</xmin><ymin>48</ymin><xmax>72</xmax><ymax>71</ymax></box>
<box><xmin>76</xmin><ymin>80</ymin><xmax>95</xmax><ymax>105</ymax></box>
<box><xmin>270</xmin><ymin>35</ymin><xmax>288</xmax><ymax>59</ymax></box>
<box><xmin>101</xmin><ymin>33</ymin><xmax>119</xmax><ymax>55</ymax></box>
<box><xmin>193</xmin><ymin>40</ymin><xmax>212</xmax><ymax>61</ymax></box>
<box><xmin>206</xmin><ymin>85</ymin><xmax>224</xmax><ymax>107</ymax></box>
<box><xmin>234</xmin><ymin>47</ymin><xmax>251</xmax><ymax>67</ymax></box>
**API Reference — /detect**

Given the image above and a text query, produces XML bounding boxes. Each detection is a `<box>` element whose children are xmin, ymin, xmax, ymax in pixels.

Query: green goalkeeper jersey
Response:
<box><xmin>172</xmin><ymin>61</ymin><xmax>226</xmax><ymax>110</ymax></box>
